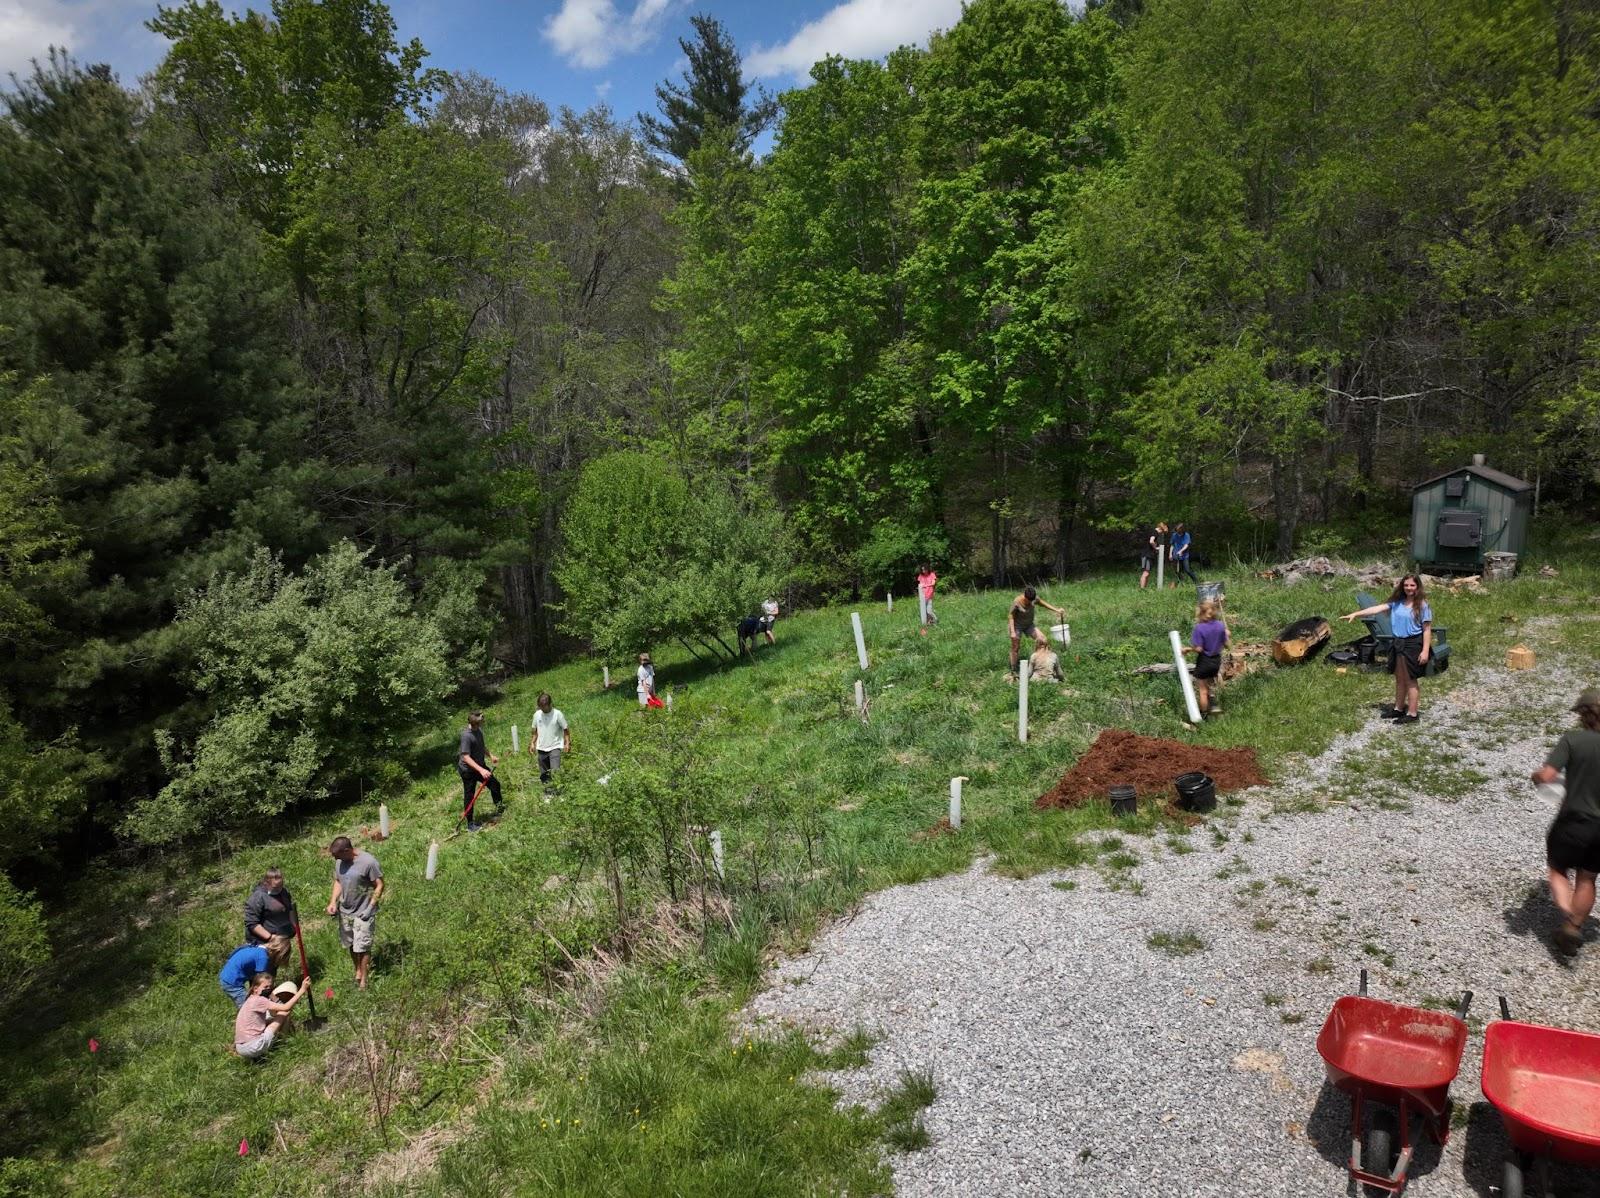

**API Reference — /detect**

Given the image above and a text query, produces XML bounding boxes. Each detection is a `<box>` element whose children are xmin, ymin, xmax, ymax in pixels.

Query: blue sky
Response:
<box><xmin>2</xmin><ymin>0</ymin><xmax>970</xmax><ymax>139</ymax></box>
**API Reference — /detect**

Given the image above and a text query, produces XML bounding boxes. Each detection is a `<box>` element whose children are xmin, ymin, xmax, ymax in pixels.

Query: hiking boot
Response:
<box><xmin>1380</xmin><ymin>705</ymin><xmax>1404</xmax><ymax>718</ymax></box>
<box><xmin>1556</xmin><ymin>922</ymin><xmax>1584</xmax><ymax>955</ymax></box>
<box><xmin>1393</xmin><ymin>713</ymin><xmax>1420</xmax><ymax>725</ymax></box>
<box><xmin>466</xmin><ymin>821</ymin><xmax>482</xmax><ymax>833</ymax></box>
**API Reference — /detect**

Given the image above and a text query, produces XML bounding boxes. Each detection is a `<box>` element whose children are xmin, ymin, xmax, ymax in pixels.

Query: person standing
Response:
<box><xmin>326</xmin><ymin>836</ymin><xmax>383</xmax><ymax>991</ymax></box>
<box><xmin>1184</xmin><ymin>599</ymin><xmax>1229</xmax><ymax>715</ymax></box>
<box><xmin>457</xmin><ymin>710</ymin><xmax>501</xmax><ymax>831</ymax></box>
<box><xmin>531</xmin><ymin>692</ymin><xmax>570</xmax><ymax>787</ymax></box>
<box><xmin>915</xmin><ymin>566</ymin><xmax>939</xmax><ymax>625</ymax></box>
<box><xmin>1532</xmin><ymin>690</ymin><xmax>1600</xmax><ymax>955</ymax></box>
<box><xmin>1008</xmin><ymin>586</ymin><xmax>1066</xmax><ymax>678</ymax></box>
<box><xmin>218</xmin><ymin>942</ymin><xmax>270</xmax><ymax>1008</ymax></box>
<box><xmin>1342</xmin><ymin>575</ymin><xmax>1432</xmax><ymax>724</ymax></box>
<box><xmin>243</xmin><ymin>867</ymin><xmax>296</xmax><ymax>971</ymax></box>
<box><xmin>636</xmin><ymin>653</ymin><xmax>655</xmax><ymax>707</ymax></box>
<box><xmin>1170</xmin><ymin>523</ymin><xmax>1199</xmax><ymax>586</ymax></box>
<box><xmin>1139</xmin><ymin>523</ymin><xmax>1166</xmax><ymax>589</ymax></box>
<box><xmin>233</xmin><ymin>974</ymin><xmax>309</xmax><ymax>1060</ymax></box>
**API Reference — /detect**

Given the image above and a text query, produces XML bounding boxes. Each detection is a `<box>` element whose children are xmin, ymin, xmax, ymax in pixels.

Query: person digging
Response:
<box><xmin>1533</xmin><ymin>689</ymin><xmax>1600</xmax><ymax>956</ymax></box>
<box><xmin>233</xmin><ymin>974</ymin><xmax>310</xmax><ymax>1061</ymax></box>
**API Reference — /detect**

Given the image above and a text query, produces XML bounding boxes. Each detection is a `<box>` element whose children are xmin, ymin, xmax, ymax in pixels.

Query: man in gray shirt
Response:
<box><xmin>325</xmin><ymin>836</ymin><xmax>384</xmax><ymax>990</ymax></box>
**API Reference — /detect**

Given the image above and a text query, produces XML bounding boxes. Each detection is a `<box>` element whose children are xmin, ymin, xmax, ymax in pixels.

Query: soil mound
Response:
<box><xmin>1035</xmin><ymin>729</ymin><xmax>1270</xmax><ymax>810</ymax></box>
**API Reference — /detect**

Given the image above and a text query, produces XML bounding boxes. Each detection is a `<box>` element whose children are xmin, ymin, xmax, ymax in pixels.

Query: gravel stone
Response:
<box><xmin>746</xmin><ymin>657</ymin><xmax>1600</xmax><ymax>1196</ymax></box>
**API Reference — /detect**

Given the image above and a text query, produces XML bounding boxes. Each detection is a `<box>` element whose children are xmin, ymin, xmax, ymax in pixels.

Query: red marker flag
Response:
<box><xmin>88</xmin><ymin>1037</ymin><xmax>99</xmax><ymax>1053</ymax></box>
<box><xmin>239</xmin><ymin>1138</ymin><xmax>249</xmax><ymax>1156</ymax></box>
<box><xmin>324</xmin><ymin>988</ymin><xmax>334</xmax><ymax>999</ymax></box>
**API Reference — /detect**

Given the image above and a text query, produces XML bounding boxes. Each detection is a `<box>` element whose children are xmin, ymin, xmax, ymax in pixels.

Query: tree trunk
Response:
<box><xmin>1271</xmin><ymin>452</ymin><xmax>1302</xmax><ymax>559</ymax></box>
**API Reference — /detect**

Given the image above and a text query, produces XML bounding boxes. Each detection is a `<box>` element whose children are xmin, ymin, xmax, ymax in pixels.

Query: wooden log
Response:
<box><xmin>1271</xmin><ymin>617</ymin><xmax>1331</xmax><ymax>666</ymax></box>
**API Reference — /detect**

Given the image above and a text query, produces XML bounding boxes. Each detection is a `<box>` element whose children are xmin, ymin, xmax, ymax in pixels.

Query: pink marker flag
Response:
<box><xmin>239</xmin><ymin>1138</ymin><xmax>249</xmax><ymax>1156</ymax></box>
<box><xmin>324</xmin><ymin>988</ymin><xmax>333</xmax><ymax>999</ymax></box>
<box><xmin>88</xmin><ymin>1037</ymin><xmax>99</xmax><ymax>1053</ymax></box>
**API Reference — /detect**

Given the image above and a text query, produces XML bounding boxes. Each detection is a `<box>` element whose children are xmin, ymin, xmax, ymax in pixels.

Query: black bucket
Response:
<box><xmin>1174</xmin><ymin>771</ymin><xmax>1216</xmax><ymax>813</ymax></box>
<box><xmin>1109</xmin><ymin>785</ymin><xmax>1137</xmax><ymax>817</ymax></box>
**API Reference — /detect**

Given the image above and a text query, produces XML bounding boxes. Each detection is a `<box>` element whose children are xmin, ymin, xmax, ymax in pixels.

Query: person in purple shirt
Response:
<box><xmin>1185</xmin><ymin>599</ymin><xmax>1229</xmax><ymax>716</ymax></box>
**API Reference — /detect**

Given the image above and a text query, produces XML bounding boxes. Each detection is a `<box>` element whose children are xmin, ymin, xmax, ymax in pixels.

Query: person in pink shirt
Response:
<box><xmin>915</xmin><ymin>565</ymin><xmax>939</xmax><ymax>626</ymax></box>
<box><xmin>233</xmin><ymin>973</ymin><xmax>309</xmax><ymax>1060</ymax></box>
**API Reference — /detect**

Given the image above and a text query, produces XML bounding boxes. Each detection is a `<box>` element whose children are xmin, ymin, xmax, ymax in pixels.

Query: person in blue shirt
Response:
<box><xmin>218</xmin><ymin>943</ymin><xmax>271</xmax><ymax>1007</ymax></box>
<box><xmin>1343</xmin><ymin>575</ymin><xmax>1433</xmax><ymax>724</ymax></box>
<box><xmin>1169</xmin><ymin>523</ymin><xmax>1199</xmax><ymax>587</ymax></box>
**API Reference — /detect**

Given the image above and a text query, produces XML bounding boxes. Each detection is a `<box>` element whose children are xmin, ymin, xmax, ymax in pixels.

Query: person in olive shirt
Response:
<box><xmin>243</xmin><ymin>867</ymin><xmax>296</xmax><ymax>971</ymax></box>
<box><xmin>1533</xmin><ymin>689</ymin><xmax>1600</xmax><ymax>955</ymax></box>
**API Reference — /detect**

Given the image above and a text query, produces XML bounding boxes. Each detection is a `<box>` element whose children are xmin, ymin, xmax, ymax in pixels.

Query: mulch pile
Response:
<box><xmin>1034</xmin><ymin>729</ymin><xmax>1270</xmax><ymax>810</ymax></box>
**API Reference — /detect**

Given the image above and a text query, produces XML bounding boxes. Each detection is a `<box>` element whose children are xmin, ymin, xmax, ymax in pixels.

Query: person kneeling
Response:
<box><xmin>1028</xmin><ymin>644</ymin><xmax>1064</xmax><ymax>683</ymax></box>
<box><xmin>234</xmin><ymin>974</ymin><xmax>309</xmax><ymax>1060</ymax></box>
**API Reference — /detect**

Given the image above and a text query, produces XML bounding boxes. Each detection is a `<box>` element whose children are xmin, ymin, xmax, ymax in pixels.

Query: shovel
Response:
<box><xmin>293</xmin><ymin>922</ymin><xmax>325</xmax><ymax>1028</ymax></box>
<box><xmin>446</xmin><ymin>776</ymin><xmax>489</xmax><ymax>841</ymax></box>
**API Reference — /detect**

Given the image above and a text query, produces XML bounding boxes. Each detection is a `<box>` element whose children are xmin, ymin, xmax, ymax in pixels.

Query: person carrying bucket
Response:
<box><xmin>1532</xmin><ymin>689</ymin><xmax>1600</xmax><ymax>955</ymax></box>
<box><xmin>1008</xmin><ymin>586</ymin><xmax>1065</xmax><ymax>679</ymax></box>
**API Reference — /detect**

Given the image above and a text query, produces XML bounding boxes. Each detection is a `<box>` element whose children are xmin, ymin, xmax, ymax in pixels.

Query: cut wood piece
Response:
<box><xmin>1506</xmin><ymin>644</ymin><xmax>1536</xmax><ymax>670</ymax></box>
<box><xmin>1271</xmin><ymin>617</ymin><xmax>1331</xmax><ymax>666</ymax></box>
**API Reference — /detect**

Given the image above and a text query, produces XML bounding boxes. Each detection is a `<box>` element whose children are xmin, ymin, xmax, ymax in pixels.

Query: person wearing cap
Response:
<box><xmin>636</xmin><ymin>653</ymin><xmax>655</xmax><ymax>707</ymax></box>
<box><xmin>1532</xmin><ymin>688</ymin><xmax>1600</xmax><ymax>955</ymax></box>
<box><xmin>218</xmin><ymin>942</ymin><xmax>270</xmax><ymax>1008</ymax></box>
<box><xmin>233</xmin><ymin>973</ymin><xmax>309</xmax><ymax>1060</ymax></box>
<box><xmin>243</xmin><ymin>867</ymin><xmax>297</xmax><ymax>971</ymax></box>
<box><xmin>326</xmin><ymin>836</ymin><xmax>384</xmax><ymax>990</ymax></box>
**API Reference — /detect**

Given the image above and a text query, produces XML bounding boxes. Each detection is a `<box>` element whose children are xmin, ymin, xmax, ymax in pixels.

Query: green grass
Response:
<box><xmin>1147</xmin><ymin>930</ymin><xmax>1208</xmax><ymax>957</ymax></box>
<box><xmin>4</xmin><ymin>549</ymin><xmax>1599</xmax><ymax>1195</ymax></box>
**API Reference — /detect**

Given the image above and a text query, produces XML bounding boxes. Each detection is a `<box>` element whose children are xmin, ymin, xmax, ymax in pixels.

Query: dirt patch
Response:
<box><xmin>912</xmin><ymin>817</ymin><xmax>955</xmax><ymax>841</ymax></box>
<box><xmin>1034</xmin><ymin>729</ymin><xmax>1270</xmax><ymax>810</ymax></box>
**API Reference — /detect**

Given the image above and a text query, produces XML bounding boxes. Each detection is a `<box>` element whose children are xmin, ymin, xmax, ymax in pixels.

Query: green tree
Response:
<box><xmin>129</xmin><ymin>543</ymin><xmax>449</xmax><ymax>845</ymax></box>
<box><xmin>640</xmin><ymin>13</ymin><xmax>776</xmax><ymax>164</ymax></box>
<box><xmin>554</xmin><ymin>452</ymin><xmax>788</xmax><ymax>660</ymax></box>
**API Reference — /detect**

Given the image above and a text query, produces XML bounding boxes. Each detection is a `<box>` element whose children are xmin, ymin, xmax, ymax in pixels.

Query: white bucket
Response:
<box><xmin>1535</xmin><ymin>780</ymin><xmax>1567</xmax><ymax>804</ymax></box>
<box><xmin>1050</xmin><ymin>623</ymin><xmax>1070</xmax><ymax>647</ymax></box>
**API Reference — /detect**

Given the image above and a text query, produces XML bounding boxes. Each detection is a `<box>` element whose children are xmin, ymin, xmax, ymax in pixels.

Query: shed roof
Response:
<box><xmin>1412</xmin><ymin>463</ymin><xmax>1532</xmax><ymax>494</ymax></box>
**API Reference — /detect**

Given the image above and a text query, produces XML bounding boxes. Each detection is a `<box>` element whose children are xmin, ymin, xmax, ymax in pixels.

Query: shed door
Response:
<box><xmin>1436</xmin><ymin>509</ymin><xmax>1483</xmax><ymax>549</ymax></box>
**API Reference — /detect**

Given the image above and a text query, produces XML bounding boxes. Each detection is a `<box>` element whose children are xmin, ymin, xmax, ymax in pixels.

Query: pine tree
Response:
<box><xmin>639</xmin><ymin>13</ymin><xmax>776</xmax><ymax>164</ymax></box>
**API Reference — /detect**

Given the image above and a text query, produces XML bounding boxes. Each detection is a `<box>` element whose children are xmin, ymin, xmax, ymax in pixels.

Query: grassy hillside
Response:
<box><xmin>3</xmin><ymin>548</ymin><xmax>1597</xmax><ymax>1197</ymax></box>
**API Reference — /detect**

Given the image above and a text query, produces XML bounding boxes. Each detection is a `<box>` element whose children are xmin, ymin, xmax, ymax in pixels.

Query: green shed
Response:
<box><xmin>1410</xmin><ymin>456</ymin><xmax>1532</xmax><ymax>573</ymax></box>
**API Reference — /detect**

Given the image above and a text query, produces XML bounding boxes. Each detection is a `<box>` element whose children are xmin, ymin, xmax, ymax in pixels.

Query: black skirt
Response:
<box><xmin>1193</xmin><ymin>652</ymin><xmax>1222</xmax><ymax>681</ymax></box>
<box><xmin>1389</xmin><ymin>634</ymin><xmax>1424</xmax><ymax>678</ymax></box>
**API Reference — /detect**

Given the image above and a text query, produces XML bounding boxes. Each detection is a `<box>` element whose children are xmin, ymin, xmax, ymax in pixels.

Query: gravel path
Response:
<box><xmin>747</xmin><ymin>657</ymin><xmax>1600</xmax><ymax>1197</ymax></box>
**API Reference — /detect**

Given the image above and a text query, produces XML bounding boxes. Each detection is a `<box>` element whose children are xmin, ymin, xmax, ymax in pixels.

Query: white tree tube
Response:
<box><xmin>1018</xmin><ymin>661</ymin><xmax>1031</xmax><ymax>744</ymax></box>
<box><xmin>887</xmin><ymin>590</ymin><xmax>893</xmax><ymax>612</ymax></box>
<box><xmin>851</xmin><ymin>612</ymin><xmax>869</xmax><ymax>670</ymax></box>
<box><xmin>1170</xmin><ymin>629</ymin><xmax>1202</xmax><ymax>723</ymax></box>
<box><xmin>602</xmin><ymin>665</ymin><xmax>610</xmax><ymax>689</ymax></box>
<box><xmin>378</xmin><ymin>803</ymin><xmax>390</xmax><ymax>839</ymax></box>
<box><xmin>709</xmin><ymin>830</ymin><xmax>725</xmax><ymax>880</ymax></box>
<box><xmin>511</xmin><ymin>725</ymin><xmax>520</xmax><ymax>754</ymax></box>
<box><xmin>425</xmin><ymin>840</ymin><xmax>439</xmax><ymax>881</ymax></box>
<box><xmin>665</xmin><ymin>693</ymin><xmax>673</xmax><ymax>712</ymax></box>
<box><xmin>1157</xmin><ymin>545</ymin><xmax>1165</xmax><ymax>590</ymax></box>
<box><xmin>950</xmin><ymin>776</ymin><xmax>967</xmax><ymax>829</ymax></box>
<box><xmin>854</xmin><ymin>679</ymin><xmax>865</xmax><ymax>716</ymax></box>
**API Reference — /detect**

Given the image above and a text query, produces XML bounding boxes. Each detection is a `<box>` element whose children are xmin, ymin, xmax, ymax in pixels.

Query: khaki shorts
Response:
<box><xmin>339</xmin><ymin>911</ymin><xmax>376</xmax><ymax>954</ymax></box>
<box><xmin>236</xmin><ymin>1024</ymin><xmax>278</xmax><ymax>1059</ymax></box>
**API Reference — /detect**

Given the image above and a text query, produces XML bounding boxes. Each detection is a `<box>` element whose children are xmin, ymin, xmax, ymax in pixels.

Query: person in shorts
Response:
<box><xmin>1008</xmin><ymin>586</ymin><xmax>1065</xmax><ymax>678</ymax></box>
<box><xmin>1184</xmin><ymin>599</ymin><xmax>1229</xmax><ymax>716</ymax></box>
<box><xmin>234</xmin><ymin>974</ymin><xmax>309</xmax><ymax>1060</ymax></box>
<box><xmin>1533</xmin><ymin>689</ymin><xmax>1600</xmax><ymax>955</ymax></box>
<box><xmin>326</xmin><ymin>836</ymin><xmax>384</xmax><ymax>990</ymax></box>
<box><xmin>1139</xmin><ymin>523</ymin><xmax>1166</xmax><ymax>589</ymax></box>
<box><xmin>531</xmin><ymin>692</ymin><xmax>570</xmax><ymax>787</ymax></box>
<box><xmin>218</xmin><ymin>942</ymin><xmax>270</xmax><ymax>1008</ymax></box>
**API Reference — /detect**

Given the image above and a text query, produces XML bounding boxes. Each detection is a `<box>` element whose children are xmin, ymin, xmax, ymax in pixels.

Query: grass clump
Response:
<box><xmin>878</xmin><ymin>1069</ymin><xmax>937</xmax><ymax>1153</ymax></box>
<box><xmin>1147</xmin><ymin>930</ymin><xmax>1207</xmax><ymax>957</ymax></box>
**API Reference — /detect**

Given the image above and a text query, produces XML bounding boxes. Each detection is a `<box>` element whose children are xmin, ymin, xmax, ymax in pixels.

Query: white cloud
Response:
<box><xmin>543</xmin><ymin>0</ymin><xmax>675</xmax><ymax>70</ymax></box>
<box><xmin>595</xmin><ymin>79</ymin><xmax>613</xmax><ymax>98</ymax></box>
<box><xmin>0</xmin><ymin>0</ymin><xmax>74</xmax><ymax>76</ymax></box>
<box><xmin>747</xmin><ymin>0</ymin><xmax>965</xmax><ymax>81</ymax></box>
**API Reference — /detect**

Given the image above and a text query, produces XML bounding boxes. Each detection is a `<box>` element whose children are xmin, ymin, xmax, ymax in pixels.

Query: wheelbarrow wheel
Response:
<box><xmin>1363</xmin><ymin>1112</ymin><xmax>1396</xmax><ymax>1196</ymax></box>
<box><xmin>1501</xmin><ymin>1153</ymin><xmax>1524</xmax><ymax>1198</ymax></box>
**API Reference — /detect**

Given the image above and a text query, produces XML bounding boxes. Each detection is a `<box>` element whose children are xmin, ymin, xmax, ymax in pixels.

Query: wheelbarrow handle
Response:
<box><xmin>1358</xmin><ymin>968</ymin><xmax>1367</xmax><ymax>997</ymax></box>
<box><xmin>1498</xmin><ymin>994</ymin><xmax>1510</xmax><ymax>1021</ymax></box>
<box><xmin>1456</xmin><ymin>990</ymin><xmax>1474</xmax><ymax>1020</ymax></box>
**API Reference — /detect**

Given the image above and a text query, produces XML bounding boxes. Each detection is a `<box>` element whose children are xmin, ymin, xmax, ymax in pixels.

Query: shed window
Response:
<box><xmin>1444</xmin><ymin>476</ymin><xmax>1467</xmax><ymax>500</ymax></box>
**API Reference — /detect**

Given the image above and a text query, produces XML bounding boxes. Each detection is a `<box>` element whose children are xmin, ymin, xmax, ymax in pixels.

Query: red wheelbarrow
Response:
<box><xmin>1481</xmin><ymin>995</ymin><xmax>1600</xmax><ymax>1198</ymax></box>
<box><xmin>1316</xmin><ymin>970</ymin><xmax>1472</xmax><ymax>1195</ymax></box>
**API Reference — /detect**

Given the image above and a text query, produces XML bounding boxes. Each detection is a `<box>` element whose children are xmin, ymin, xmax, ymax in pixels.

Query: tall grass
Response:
<box><xmin>3</xmin><ymin>540</ymin><xmax>1597</xmax><ymax>1195</ymax></box>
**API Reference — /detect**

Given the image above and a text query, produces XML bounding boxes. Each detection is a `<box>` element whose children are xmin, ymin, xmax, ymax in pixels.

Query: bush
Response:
<box><xmin>126</xmin><ymin>543</ymin><xmax>450</xmax><ymax>844</ymax></box>
<box><xmin>854</xmin><ymin>518</ymin><xmax>949</xmax><ymax>595</ymax></box>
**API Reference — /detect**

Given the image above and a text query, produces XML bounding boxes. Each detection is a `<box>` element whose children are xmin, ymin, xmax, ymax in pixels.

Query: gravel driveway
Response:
<box><xmin>747</xmin><ymin>658</ymin><xmax>1600</xmax><ymax>1197</ymax></box>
